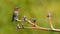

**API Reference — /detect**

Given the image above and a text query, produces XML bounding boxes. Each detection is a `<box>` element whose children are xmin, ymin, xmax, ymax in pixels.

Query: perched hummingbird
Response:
<box><xmin>12</xmin><ymin>7</ymin><xmax>19</xmax><ymax>22</ymax></box>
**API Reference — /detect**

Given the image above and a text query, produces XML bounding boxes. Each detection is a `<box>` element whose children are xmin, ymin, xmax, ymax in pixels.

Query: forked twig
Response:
<box><xmin>23</xmin><ymin>17</ymin><xmax>60</xmax><ymax>32</ymax></box>
<box><xmin>16</xmin><ymin>15</ymin><xmax>60</xmax><ymax>32</ymax></box>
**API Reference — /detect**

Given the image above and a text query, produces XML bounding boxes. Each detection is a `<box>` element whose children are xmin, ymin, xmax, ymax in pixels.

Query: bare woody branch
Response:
<box><xmin>47</xmin><ymin>13</ymin><xmax>54</xmax><ymax>29</ymax></box>
<box><xmin>23</xmin><ymin>18</ymin><xmax>60</xmax><ymax>32</ymax></box>
<box><xmin>16</xmin><ymin>15</ymin><xmax>60</xmax><ymax>32</ymax></box>
<box><xmin>19</xmin><ymin>27</ymin><xmax>60</xmax><ymax>32</ymax></box>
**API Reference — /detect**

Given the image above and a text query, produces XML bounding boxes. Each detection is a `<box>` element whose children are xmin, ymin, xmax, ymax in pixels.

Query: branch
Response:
<box><xmin>16</xmin><ymin>16</ymin><xmax>60</xmax><ymax>32</ymax></box>
<box><xmin>23</xmin><ymin>18</ymin><xmax>60</xmax><ymax>32</ymax></box>
<box><xmin>19</xmin><ymin>27</ymin><xmax>60</xmax><ymax>32</ymax></box>
<box><xmin>47</xmin><ymin>13</ymin><xmax>54</xmax><ymax>29</ymax></box>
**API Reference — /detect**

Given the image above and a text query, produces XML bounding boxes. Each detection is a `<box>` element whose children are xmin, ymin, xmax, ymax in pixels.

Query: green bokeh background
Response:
<box><xmin>0</xmin><ymin>0</ymin><xmax>60</xmax><ymax>34</ymax></box>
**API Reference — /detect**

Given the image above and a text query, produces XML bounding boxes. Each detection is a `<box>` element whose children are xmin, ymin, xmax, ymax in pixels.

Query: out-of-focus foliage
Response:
<box><xmin>0</xmin><ymin>0</ymin><xmax>60</xmax><ymax>34</ymax></box>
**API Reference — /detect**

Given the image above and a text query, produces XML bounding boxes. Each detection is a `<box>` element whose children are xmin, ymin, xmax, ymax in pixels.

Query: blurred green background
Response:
<box><xmin>0</xmin><ymin>0</ymin><xmax>60</xmax><ymax>34</ymax></box>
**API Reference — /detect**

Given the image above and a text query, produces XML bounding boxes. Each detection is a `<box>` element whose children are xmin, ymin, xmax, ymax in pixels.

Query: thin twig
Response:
<box><xmin>19</xmin><ymin>27</ymin><xmax>60</xmax><ymax>32</ymax></box>
<box><xmin>24</xmin><ymin>18</ymin><xmax>60</xmax><ymax>32</ymax></box>
<box><xmin>16</xmin><ymin>18</ymin><xmax>22</xmax><ymax>22</ymax></box>
<box><xmin>48</xmin><ymin>13</ymin><xmax>54</xmax><ymax>30</ymax></box>
<box><xmin>16</xmin><ymin>17</ymin><xmax>60</xmax><ymax>32</ymax></box>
